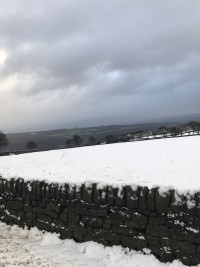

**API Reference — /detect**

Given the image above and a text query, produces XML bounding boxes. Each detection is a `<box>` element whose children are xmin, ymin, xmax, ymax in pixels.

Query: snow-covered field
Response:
<box><xmin>0</xmin><ymin>136</ymin><xmax>200</xmax><ymax>266</ymax></box>
<box><xmin>0</xmin><ymin>136</ymin><xmax>200</xmax><ymax>193</ymax></box>
<box><xmin>0</xmin><ymin>222</ymin><xmax>194</xmax><ymax>267</ymax></box>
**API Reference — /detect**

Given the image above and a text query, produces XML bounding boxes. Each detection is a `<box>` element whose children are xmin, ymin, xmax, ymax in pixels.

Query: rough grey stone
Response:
<box><xmin>68</xmin><ymin>212</ymin><xmax>80</xmax><ymax>223</ymax></box>
<box><xmin>40</xmin><ymin>183</ymin><xmax>47</xmax><ymax>197</ymax></box>
<box><xmin>47</xmin><ymin>203</ymin><xmax>61</xmax><ymax>213</ymax></box>
<box><xmin>103</xmin><ymin>223</ymin><xmax>111</xmax><ymax>229</ymax></box>
<box><xmin>149</xmin><ymin>245</ymin><xmax>173</xmax><ymax>263</ymax></box>
<box><xmin>90</xmin><ymin>209</ymin><xmax>107</xmax><ymax>217</ymax></box>
<box><xmin>82</xmin><ymin>185</ymin><xmax>93</xmax><ymax>204</ymax></box>
<box><xmin>161</xmin><ymin>239</ymin><xmax>196</xmax><ymax>254</ymax></box>
<box><xmin>55</xmin><ymin>186</ymin><xmax>62</xmax><ymax>201</ymax></box>
<box><xmin>53</xmin><ymin>219</ymin><xmax>67</xmax><ymax>229</ymax></box>
<box><xmin>185</xmin><ymin>194</ymin><xmax>196</xmax><ymax>216</ymax></box>
<box><xmin>33</xmin><ymin>207</ymin><xmax>45</xmax><ymax>214</ymax></box>
<box><xmin>112</xmin><ymin>225</ymin><xmax>137</xmax><ymax>236</ymax></box>
<box><xmin>174</xmin><ymin>252</ymin><xmax>191</xmax><ymax>266</ymax></box>
<box><xmin>139</xmin><ymin>187</ymin><xmax>148</xmax><ymax>210</ymax></box>
<box><xmin>75</xmin><ymin>186</ymin><xmax>82</xmax><ymax>201</ymax></box>
<box><xmin>125</xmin><ymin>213</ymin><xmax>148</xmax><ymax>230</ymax></box>
<box><xmin>196</xmin><ymin>193</ymin><xmax>200</xmax><ymax>217</ymax></box>
<box><xmin>67</xmin><ymin>222</ymin><xmax>86</xmax><ymax>235</ymax></box>
<box><xmin>6</xmin><ymin>180</ymin><xmax>12</xmax><ymax>193</ymax></box>
<box><xmin>115</xmin><ymin>188</ymin><xmax>125</xmax><ymax>207</ymax></box>
<box><xmin>170</xmin><ymin>191</ymin><xmax>186</xmax><ymax>213</ymax></box>
<box><xmin>59</xmin><ymin>212</ymin><xmax>68</xmax><ymax>223</ymax></box>
<box><xmin>148</xmin><ymin>245</ymin><xmax>163</xmax><ymax>257</ymax></box>
<box><xmin>12</xmin><ymin>179</ymin><xmax>18</xmax><ymax>193</ymax></box>
<box><xmin>49</xmin><ymin>183</ymin><xmax>57</xmax><ymax>199</ymax></box>
<box><xmin>44</xmin><ymin>209</ymin><xmax>59</xmax><ymax>219</ymax></box>
<box><xmin>100</xmin><ymin>187</ymin><xmax>107</xmax><ymax>205</ymax></box>
<box><xmin>125</xmin><ymin>186</ymin><xmax>139</xmax><ymax>209</ymax></box>
<box><xmin>109</xmin><ymin>210</ymin><xmax>127</xmax><ymax>220</ymax></box>
<box><xmin>147</xmin><ymin>188</ymin><xmax>157</xmax><ymax>212</ymax></box>
<box><xmin>67</xmin><ymin>185</ymin><xmax>75</xmax><ymax>200</ymax></box>
<box><xmin>0</xmin><ymin>178</ymin><xmax>5</xmax><ymax>193</ymax></box>
<box><xmin>107</xmin><ymin>187</ymin><xmax>115</xmax><ymax>206</ymax></box>
<box><xmin>93</xmin><ymin>229</ymin><xmax>120</xmax><ymax>245</ymax></box>
<box><xmin>17</xmin><ymin>179</ymin><xmax>24</xmax><ymax>194</ymax></box>
<box><xmin>76</xmin><ymin>206</ymin><xmax>88</xmax><ymax>216</ymax></box>
<box><xmin>105</xmin><ymin>218</ymin><xmax>124</xmax><ymax>226</ymax></box>
<box><xmin>171</xmin><ymin>229</ymin><xmax>200</xmax><ymax>244</ymax></box>
<box><xmin>159</xmin><ymin>252</ymin><xmax>174</xmax><ymax>263</ymax></box>
<box><xmin>121</xmin><ymin>235</ymin><xmax>147</xmax><ymax>250</ymax></box>
<box><xmin>147</xmin><ymin>225</ymin><xmax>169</xmax><ymax>238</ymax></box>
<box><xmin>24</xmin><ymin>204</ymin><xmax>32</xmax><ymax>212</ymax></box>
<box><xmin>60</xmin><ymin>229</ymin><xmax>72</xmax><ymax>239</ymax></box>
<box><xmin>36</xmin><ymin>181</ymin><xmax>42</xmax><ymax>197</ymax></box>
<box><xmin>32</xmin><ymin>200</ymin><xmax>38</xmax><ymax>207</ymax></box>
<box><xmin>38</xmin><ymin>200</ymin><xmax>46</xmax><ymax>208</ymax></box>
<box><xmin>190</xmin><ymin>254</ymin><xmax>200</xmax><ymax>265</ymax></box>
<box><xmin>24</xmin><ymin>212</ymin><xmax>37</xmax><ymax>221</ymax></box>
<box><xmin>63</xmin><ymin>203</ymin><xmax>75</xmax><ymax>213</ymax></box>
<box><xmin>6</xmin><ymin>201</ymin><xmax>23</xmax><ymax>211</ymax></box>
<box><xmin>81</xmin><ymin>216</ymin><xmax>103</xmax><ymax>227</ymax></box>
<box><xmin>166</xmin><ymin>220</ymin><xmax>186</xmax><ymax>230</ymax></box>
<box><xmin>60</xmin><ymin>185</ymin><xmax>67</xmax><ymax>200</ymax></box>
<box><xmin>155</xmin><ymin>190</ymin><xmax>171</xmax><ymax>214</ymax></box>
<box><xmin>73</xmin><ymin>230</ymin><xmax>83</xmax><ymax>241</ymax></box>
<box><xmin>146</xmin><ymin>236</ymin><xmax>161</xmax><ymax>247</ymax></box>
<box><xmin>38</xmin><ymin>214</ymin><xmax>53</xmax><ymax>224</ymax></box>
<box><xmin>8</xmin><ymin>209</ymin><xmax>18</xmax><ymax>216</ymax></box>
<box><xmin>4</xmin><ymin>178</ymin><xmax>200</xmax><ymax>266</ymax></box>
<box><xmin>9</xmin><ymin>179</ymin><xmax>15</xmax><ymax>194</ymax></box>
<box><xmin>34</xmin><ymin>220</ymin><xmax>52</xmax><ymax>232</ymax></box>
<box><xmin>149</xmin><ymin>217</ymin><xmax>166</xmax><ymax>225</ymax></box>
<box><xmin>93</xmin><ymin>185</ymin><xmax>101</xmax><ymax>205</ymax></box>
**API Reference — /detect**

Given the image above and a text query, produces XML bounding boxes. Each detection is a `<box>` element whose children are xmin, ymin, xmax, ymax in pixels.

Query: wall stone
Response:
<box><xmin>0</xmin><ymin>177</ymin><xmax>200</xmax><ymax>266</ymax></box>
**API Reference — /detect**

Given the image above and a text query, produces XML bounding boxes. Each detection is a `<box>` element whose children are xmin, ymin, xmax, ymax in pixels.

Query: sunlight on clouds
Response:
<box><xmin>0</xmin><ymin>74</ymin><xmax>18</xmax><ymax>92</ymax></box>
<box><xmin>0</xmin><ymin>50</ymin><xmax>7</xmax><ymax>66</ymax></box>
<box><xmin>0</xmin><ymin>72</ymin><xmax>35</xmax><ymax>96</ymax></box>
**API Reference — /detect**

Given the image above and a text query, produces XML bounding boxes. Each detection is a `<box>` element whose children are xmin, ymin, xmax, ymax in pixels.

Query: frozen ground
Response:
<box><xmin>0</xmin><ymin>136</ymin><xmax>200</xmax><ymax>193</ymax></box>
<box><xmin>0</xmin><ymin>222</ymin><xmax>195</xmax><ymax>267</ymax></box>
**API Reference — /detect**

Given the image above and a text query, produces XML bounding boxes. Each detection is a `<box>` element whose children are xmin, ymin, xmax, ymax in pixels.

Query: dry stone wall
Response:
<box><xmin>0</xmin><ymin>177</ymin><xmax>200</xmax><ymax>266</ymax></box>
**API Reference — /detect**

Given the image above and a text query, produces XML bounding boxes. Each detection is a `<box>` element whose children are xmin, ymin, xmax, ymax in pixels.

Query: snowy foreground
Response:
<box><xmin>0</xmin><ymin>136</ymin><xmax>200</xmax><ymax>193</ymax></box>
<box><xmin>0</xmin><ymin>222</ymin><xmax>195</xmax><ymax>267</ymax></box>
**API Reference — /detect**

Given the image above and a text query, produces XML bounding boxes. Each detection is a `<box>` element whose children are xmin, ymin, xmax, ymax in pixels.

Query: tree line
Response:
<box><xmin>0</xmin><ymin>121</ymin><xmax>200</xmax><ymax>152</ymax></box>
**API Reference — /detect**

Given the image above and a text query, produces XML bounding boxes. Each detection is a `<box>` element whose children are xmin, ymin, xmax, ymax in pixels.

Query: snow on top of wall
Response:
<box><xmin>0</xmin><ymin>136</ymin><xmax>200</xmax><ymax>194</ymax></box>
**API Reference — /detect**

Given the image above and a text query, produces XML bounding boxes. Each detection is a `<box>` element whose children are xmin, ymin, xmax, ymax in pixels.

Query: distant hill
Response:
<box><xmin>2</xmin><ymin>112</ymin><xmax>200</xmax><ymax>152</ymax></box>
<box><xmin>2</xmin><ymin>122</ymin><xmax>174</xmax><ymax>152</ymax></box>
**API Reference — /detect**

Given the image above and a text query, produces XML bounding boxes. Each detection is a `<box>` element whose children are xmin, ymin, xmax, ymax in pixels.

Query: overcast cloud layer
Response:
<box><xmin>0</xmin><ymin>0</ymin><xmax>200</xmax><ymax>132</ymax></box>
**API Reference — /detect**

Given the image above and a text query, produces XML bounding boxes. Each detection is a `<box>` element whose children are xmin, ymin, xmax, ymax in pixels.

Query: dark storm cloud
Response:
<box><xmin>0</xmin><ymin>0</ymin><xmax>200</xmax><ymax>132</ymax></box>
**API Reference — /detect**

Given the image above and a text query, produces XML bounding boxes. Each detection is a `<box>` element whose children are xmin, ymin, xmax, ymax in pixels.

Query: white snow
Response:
<box><xmin>0</xmin><ymin>136</ymin><xmax>200</xmax><ymax>193</ymax></box>
<box><xmin>185</xmin><ymin>226</ymin><xmax>199</xmax><ymax>233</ymax></box>
<box><xmin>0</xmin><ymin>222</ymin><xmax>194</xmax><ymax>267</ymax></box>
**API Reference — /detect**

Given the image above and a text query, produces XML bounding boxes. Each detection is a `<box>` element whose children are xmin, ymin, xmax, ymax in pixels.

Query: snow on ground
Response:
<box><xmin>0</xmin><ymin>136</ymin><xmax>200</xmax><ymax>193</ymax></box>
<box><xmin>0</xmin><ymin>222</ymin><xmax>194</xmax><ymax>267</ymax></box>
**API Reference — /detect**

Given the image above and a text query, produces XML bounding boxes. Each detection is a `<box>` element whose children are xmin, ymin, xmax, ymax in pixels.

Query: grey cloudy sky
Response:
<box><xmin>0</xmin><ymin>0</ymin><xmax>200</xmax><ymax>133</ymax></box>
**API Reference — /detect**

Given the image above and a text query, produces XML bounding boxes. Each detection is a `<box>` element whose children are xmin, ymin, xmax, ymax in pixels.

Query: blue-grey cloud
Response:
<box><xmin>0</xmin><ymin>0</ymin><xmax>200</xmax><ymax>132</ymax></box>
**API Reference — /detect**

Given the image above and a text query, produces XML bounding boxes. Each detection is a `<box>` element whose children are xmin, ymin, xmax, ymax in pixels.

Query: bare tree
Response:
<box><xmin>72</xmin><ymin>135</ymin><xmax>83</xmax><ymax>147</ymax></box>
<box><xmin>88</xmin><ymin>136</ymin><xmax>96</xmax><ymax>146</ymax></box>
<box><xmin>26</xmin><ymin>141</ymin><xmax>37</xmax><ymax>150</ymax></box>
<box><xmin>65</xmin><ymin>138</ymin><xmax>72</xmax><ymax>148</ymax></box>
<box><xmin>0</xmin><ymin>131</ymin><xmax>9</xmax><ymax>149</ymax></box>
